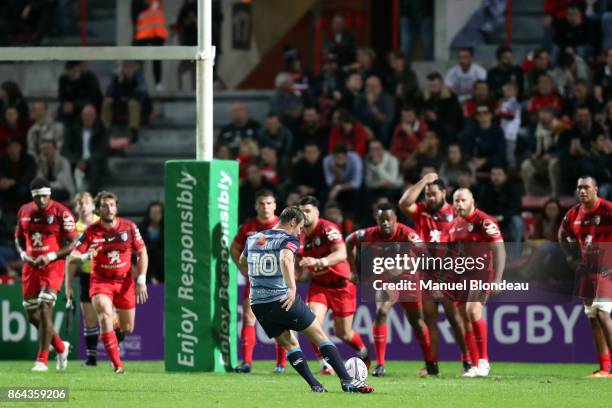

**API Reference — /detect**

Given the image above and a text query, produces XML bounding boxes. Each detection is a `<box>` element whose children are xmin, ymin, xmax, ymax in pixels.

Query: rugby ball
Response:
<box><xmin>344</xmin><ymin>357</ymin><xmax>368</xmax><ymax>381</ymax></box>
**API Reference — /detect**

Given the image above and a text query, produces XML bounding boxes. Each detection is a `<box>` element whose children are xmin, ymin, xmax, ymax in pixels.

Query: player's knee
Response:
<box><xmin>334</xmin><ymin>326</ymin><xmax>352</xmax><ymax>342</ymax></box>
<box><xmin>37</xmin><ymin>291</ymin><xmax>57</xmax><ymax>308</ymax></box>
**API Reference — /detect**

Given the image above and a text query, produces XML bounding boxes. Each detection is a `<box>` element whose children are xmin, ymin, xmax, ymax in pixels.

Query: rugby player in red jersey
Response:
<box><xmin>298</xmin><ymin>195</ymin><xmax>370</xmax><ymax>374</ymax></box>
<box><xmin>68</xmin><ymin>191</ymin><xmax>148</xmax><ymax>374</ymax></box>
<box><xmin>15</xmin><ymin>178</ymin><xmax>77</xmax><ymax>372</ymax></box>
<box><xmin>449</xmin><ymin>188</ymin><xmax>505</xmax><ymax>377</ymax></box>
<box><xmin>230</xmin><ymin>190</ymin><xmax>285</xmax><ymax>373</ymax></box>
<box><xmin>346</xmin><ymin>202</ymin><xmax>436</xmax><ymax>377</ymax></box>
<box><xmin>399</xmin><ymin>172</ymin><xmax>471</xmax><ymax>373</ymax></box>
<box><xmin>559</xmin><ymin>176</ymin><xmax>612</xmax><ymax>378</ymax></box>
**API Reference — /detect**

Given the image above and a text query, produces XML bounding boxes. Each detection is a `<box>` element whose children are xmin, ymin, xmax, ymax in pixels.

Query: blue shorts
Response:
<box><xmin>251</xmin><ymin>294</ymin><xmax>315</xmax><ymax>339</ymax></box>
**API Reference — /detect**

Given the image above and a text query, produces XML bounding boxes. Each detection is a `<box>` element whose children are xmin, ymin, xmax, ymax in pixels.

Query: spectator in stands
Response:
<box><xmin>449</xmin><ymin>166</ymin><xmax>477</xmax><ymax>196</ymax></box>
<box><xmin>36</xmin><ymin>138</ymin><xmax>75</xmax><ymax>201</ymax></box>
<box><xmin>398</xmin><ymin>0</ymin><xmax>434</xmax><ymax>61</ymax></box>
<box><xmin>269</xmin><ymin>72</ymin><xmax>303</xmax><ymax>131</ymax></box>
<box><xmin>551</xmin><ymin>51</ymin><xmax>589</xmax><ymax>98</ymax></box>
<box><xmin>444</xmin><ymin>47</ymin><xmax>487</xmax><ymax>104</ymax></box>
<box><xmin>405</xmin><ymin>128</ymin><xmax>444</xmax><ymax>181</ymax></box>
<box><xmin>594</xmin><ymin>48</ymin><xmax>612</xmax><ymax>102</ymax></box>
<box><xmin>259</xmin><ymin>145</ymin><xmax>280</xmax><ymax>186</ymax></box>
<box><xmin>27</xmin><ymin>100</ymin><xmax>64</xmax><ymax>161</ymax></box>
<box><xmin>521</xmin><ymin>107</ymin><xmax>564</xmax><ymax>197</ymax></box>
<box><xmin>284</xmin><ymin>48</ymin><xmax>315</xmax><ymax>105</ymax></box>
<box><xmin>314</xmin><ymin>51</ymin><xmax>343</xmax><ymax>110</ymax></box>
<box><xmin>568</xmin><ymin>79</ymin><xmax>603</xmax><ymax>119</ymax></box>
<box><xmin>386</xmin><ymin>49</ymin><xmax>421</xmax><ymax>107</ymax></box>
<box><xmin>102</xmin><ymin>61</ymin><xmax>147</xmax><ymax>143</ymax></box>
<box><xmin>604</xmin><ymin>100</ymin><xmax>612</xmax><ymax>134</ymax></box>
<box><xmin>0</xmin><ymin>106</ymin><xmax>29</xmax><ymax>154</ymax></box>
<box><xmin>337</xmin><ymin>72</ymin><xmax>363</xmax><ymax>112</ymax></box>
<box><xmin>295</xmin><ymin>106</ymin><xmax>328</xmax><ymax>152</ymax></box>
<box><xmin>139</xmin><ymin>201</ymin><xmax>165</xmax><ymax>283</ymax></box>
<box><xmin>543</xmin><ymin>0</ymin><xmax>570</xmax><ymax>49</ymax></box>
<box><xmin>354</xmin><ymin>75</ymin><xmax>395</xmax><ymax>145</ymax></box>
<box><xmin>349</xmin><ymin>47</ymin><xmax>380</xmax><ymax>80</ymax></box>
<box><xmin>391</xmin><ymin>105</ymin><xmax>427</xmax><ymax>172</ymax></box>
<box><xmin>291</xmin><ymin>141</ymin><xmax>326</xmax><ymax>200</ymax></box>
<box><xmin>422</xmin><ymin>72</ymin><xmax>464</xmax><ymax>143</ymax></box>
<box><xmin>257</xmin><ymin>113</ymin><xmax>293</xmax><ymax>168</ymax></box>
<box><xmin>132</xmin><ymin>0</ymin><xmax>169</xmax><ymax>91</ymax></box>
<box><xmin>217</xmin><ymin>102</ymin><xmax>261</xmax><ymax>157</ymax></box>
<box><xmin>175</xmin><ymin>0</ymin><xmax>198</xmax><ymax>90</ymax></box>
<box><xmin>487</xmin><ymin>45</ymin><xmax>524</xmax><ymax>100</ymax></box>
<box><xmin>364</xmin><ymin>139</ymin><xmax>403</xmax><ymax>201</ymax></box>
<box><xmin>63</xmin><ymin>104</ymin><xmax>109</xmax><ymax>194</ymax></box>
<box><xmin>285</xmin><ymin>190</ymin><xmax>301</xmax><ymax>207</ymax></box>
<box><xmin>0</xmin><ymin>81</ymin><xmax>29</xmax><ymax>126</ymax></box>
<box><xmin>463</xmin><ymin>80</ymin><xmax>497</xmax><ymax>120</ymax></box>
<box><xmin>323</xmin><ymin>143</ymin><xmax>363</xmax><ymax>217</ymax></box>
<box><xmin>0</xmin><ymin>139</ymin><xmax>36</xmax><ymax>213</ymax></box>
<box><xmin>580</xmin><ymin>134</ymin><xmax>612</xmax><ymax>199</ymax></box>
<box><xmin>439</xmin><ymin>143</ymin><xmax>472</xmax><ymax>187</ymax></box>
<box><xmin>237</xmin><ymin>138</ymin><xmax>259</xmax><ymax>181</ymax></box>
<box><xmin>524</xmin><ymin>49</ymin><xmax>553</xmax><ymax>93</ymax></box>
<box><xmin>602</xmin><ymin>1</ymin><xmax>612</xmax><ymax>51</ymax></box>
<box><xmin>527</xmin><ymin>74</ymin><xmax>565</xmax><ymax>122</ymax></box>
<box><xmin>328</xmin><ymin>109</ymin><xmax>368</xmax><ymax>157</ymax></box>
<box><xmin>529</xmin><ymin>198</ymin><xmax>563</xmax><ymax>241</ymax></box>
<box><xmin>323</xmin><ymin>201</ymin><xmax>354</xmax><ymax>236</ymax></box>
<box><xmin>214</xmin><ymin>143</ymin><xmax>231</xmax><ymax>160</ymax></box>
<box><xmin>238</xmin><ymin>165</ymin><xmax>275</xmax><ymax>222</ymax></box>
<box><xmin>499</xmin><ymin>83</ymin><xmax>522</xmax><ymax>168</ymax></box>
<box><xmin>553</xmin><ymin>3</ymin><xmax>598</xmax><ymax>61</ymax></box>
<box><xmin>459</xmin><ymin>105</ymin><xmax>506</xmax><ymax>172</ymax></box>
<box><xmin>478</xmin><ymin>165</ymin><xmax>524</xmax><ymax>243</ymax></box>
<box><xmin>57</xmin><ymin>61</ymin><xmax>103</xmax><ymax>126</ymax></box>
<box><xmin>326</xmin><ymin>14</ymin><xmax>356</xmax><ymax>70</ymax></box>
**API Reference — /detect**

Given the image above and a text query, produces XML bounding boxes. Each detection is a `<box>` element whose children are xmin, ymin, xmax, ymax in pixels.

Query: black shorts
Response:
<box><xmin>80</xmin><ymin>272</ymin><xmax>92</xmax><ymax>303</ymax></box>
<box><xmin>251</xmin><ymin>294</ymin><xmax>316</xmax><ymax>339</ymax></box>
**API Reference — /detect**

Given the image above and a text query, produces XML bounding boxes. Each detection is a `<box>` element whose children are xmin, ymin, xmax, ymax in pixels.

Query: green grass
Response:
<box><xmin>1</xmin><ymin>360</ymin><xmax>611</xmax><ymax>408</ymax></box>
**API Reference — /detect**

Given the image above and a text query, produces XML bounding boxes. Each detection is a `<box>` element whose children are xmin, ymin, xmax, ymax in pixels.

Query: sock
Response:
<box><xmin>310</xmin><ymin>341</ymin><xmax>324</xmax><ymax>360</ymax></box>
<box><xmin>465</xmin><ymin>329</ymin><xmax>479</xmax><ymax>366</ymax></box>
<box><xmin>373</xmin><ymin>324</ymin><xmax>388</xmax><ymax>365</ymax></box>
<box><xmin>460</xmin><ymin>353</ymin><xmax>468</xmax><ymax>362</ymax></box>
<box><xmin>84</xmin><ymin>327</ymin><xmax>99</xmax><ymax>360</ymax></box>
<box><xmin>318</xmin><ymin>342</ymin><xmax>351</xmax><ymax>381</ymax></box>
<box><xmin>346</xmin><ymin>331</ymin><xmax>365</xmax><ymax>352</ymax></box>
<box><xmin>36</xmin><ymin>350</ymin><xmax>49</xmax><ymax>365</ymax></box>
<box><xmin>51</xmin><ymin>335</ymin><xmax>65</xmax><ymax>354</ymax></box>
<box><xmin>599</xmin><ymin>354</ymin><xmax>611</xmax><ymax>372</ymax></box>
<box><xmin>275</xmin><ymin>341</ymin><xmax>287</xmax><ymax>368</ymax></box>
<box><xmin>100</xmin><ymin>330</ymin><xmax>123</xmax><ymax>369</ymax></box>
<box><xmin>472</xmin><ymin>318</ymin><xmax>489</xmax><ymax>361</ymax></box>
<box><xmin>287</xmin><ymin>348</ymin><xmax>322</xmax><ymax>387</ymax></box>
<box><xmin>415</xmin><ymin>326</ymin><xmax>434</xmax><ymax>362</ymax></box>
<box><xmin>241</xmin><ymin>325</ymin><xmax>256</xmax><ymax>365</ymax></box>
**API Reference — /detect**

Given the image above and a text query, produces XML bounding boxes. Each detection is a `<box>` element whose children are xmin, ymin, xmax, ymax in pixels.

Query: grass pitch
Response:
<box><xmin>1</xmin><ymin>360</ymin><xmax>611</xmax><ymax>408</ymax></box>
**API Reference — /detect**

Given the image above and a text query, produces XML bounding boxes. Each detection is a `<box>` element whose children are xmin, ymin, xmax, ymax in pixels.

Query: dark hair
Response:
<box><xmin>94</xmin><ymin>191</ymin><xmax>119</xmax><ymax>209</ymax></box>
<box><xmin>426</xmin><ymin>72</ymin><xmax>442</xmax><ymax>81</ymax></box>
<box><xmin>426</xmin><ymin>178</ymin><xmax>446</xmax><ymax>190</ymax></box>
<box><xmin>65</xmin><ymin>61</ymin><xmax>81</xmax><ymax>70</ymax></box>
<box><xmin>303</xmin><ymin>140</ymin><xmax>320</xmax><ymax>150</ymax></box>
<box><xmin>298</xmin><ymin>195</ymin><xmax>320</xmax><ymax>208</ymax></box>
<box><xmin>390</xmin><ymin>49</ymin><xmax>406</xmax><ymax>60</ymax></box>
<box><xmin>473</xmin><ymin>79</ymin><xmax>488</xmax><ymax>89</ymax></box>
<box><xmin>266</xmin><ymin>112</ymin><xmax>280</xmax><ymax>119</ymax></box>
<box><xmin>458</xmin><ymin>47</ymin><xmax>474</xmax><ymax>56</ymax></box>
<box><xmin>1</xmin><ymin>80</ymin><xmax>24</xmax><ymax>101</ymax></box>
<box><xmin>143</xmin><ymin>201</ymin><xmax>164</xmax><ymax>228</ymax></box>
<box><xmin>496</xmin><ymin>45</ymin><xmax>512</xmax><ymax>59</ymax></box>
<box><xmin>558</xmin><ymin>52</ymin><xmax>575</xmax><ymax>69</ymax></box>
<box><xmin>376</xmin><ymin>202</ymin><xmax>396</xmax><ymax>213</ymax></box>
<box><xmin>254</xmin><ymin>189</ymin><xmax>276</xmax><ymax>201</ymax></box>
<box><xmin>578</xmin><ymin>175</ymin><xmax>598</xmax><ymax>186</ymax></box>
<box><xmin>490</xmin><ymin>165</ymin><xmax>507</xmax><ymax>174</ymax></box>
<box><xmin>278</xmin><ymin>206</ymin><xmax>305</xmax><ymax>225</ymax></box>
<box><xmin>534</xmin><ymin>48</ymin><xmax>549</xmax><ymax>59</ymax></box>
<box><xmin>337</xmin><ymin>109</ymin><xmax>353</xmax><ymax>124</ymax></box>
<box><xmin>575</xmin><ymin>103</ymin><xmax>591</xmax><ymax>113</ymax></box>
<box><xmin>30</xmin><ymin>177</ymin><xmax>51</xmax><ymax>191</ymax></box>
<box><xmin>324</xmin><ymin>200</ymin><xmax>341</xmax><ymax>210</ymax></box>
<box><xmin>331</xmin><ymin>143</ymin><xmax>348</xmax><ymax>155</ymax></box>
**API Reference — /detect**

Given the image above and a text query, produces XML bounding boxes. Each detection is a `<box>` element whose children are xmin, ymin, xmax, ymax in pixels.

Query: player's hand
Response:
<box><xmin>299</xmin><ymin>257</ymin><xmax>318</xmax><ymax>268</ymax></box>
<box><xmin>136</xmin><ymin>282</ymin><xmax>148</xmax><ymax>304</ymax></box>
<box><xmin>34</xmin><ymin>254</ymin><xmax>53</xmax><ymax>267</ymax></box>
<box><xmin>421</xmin><ymin>172</ymin><xmax>438</xmax><ymax>184</ymax></box>
<box><xmin>349</xmin><ymin>272</ymin><xmax>359</xmax><ymax>284</ymax></box>
<box><xmin>65</xmin><ymin>286</ymin><xmax>73</xmax><ymax>301</ymax></box>
<box><xmin>21</xmin><ymin>254</ymin><xmax>36</xmax><ymax>266</ymax></box>
<box><xmin>281</xmin><ymin>287</ymin><xmax>296</xmax><ymax>311</ymax></box>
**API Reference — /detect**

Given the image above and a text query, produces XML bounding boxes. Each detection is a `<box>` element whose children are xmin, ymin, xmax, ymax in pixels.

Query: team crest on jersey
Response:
<box><xmin>120</xmin><ymin>232</ymin><xmax>129</xmax><ymax>242</ymax></box>
<box><xmin>257</xmin><ymin>235</ymin><xmax>266</xmax><ymax>246</ymax></box>
<box><xmin>356</xmin><ymin>229</ymin><xmax>366</xmax><ymax>240</ymax></box>
<box><xmin>314</xmin><ymin>237</ymin><xmax>321</xmax><ymax>246</ymax></box>
<box><xmin>46</xmin><ymin>215</ymin><xmax>54</xmax><ymax>224</ymax></box>
<box><xmin>593</xmin><ymin>216</ymin><xmax>601</xmax><ymax>225</ymax></box>
<box><xmin>467</xmin><ymin>223</ymin><xmax>474</xmax><ymax>232</ymax></box>
<box><xmin>445</xmin><ymin>214</ymin><xmax>454</xmax><ymax>222</ymax></box>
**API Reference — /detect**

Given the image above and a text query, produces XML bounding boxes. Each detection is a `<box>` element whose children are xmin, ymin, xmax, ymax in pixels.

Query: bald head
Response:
<box><xmin>231</xmin><ymin>102</ymin><xmax>247</xmax><ymax>126</ymax></box>
<box><xmin>453</xmin><ymin>188</ymin><xmax>475</xmax><ymax>218</ymax></box>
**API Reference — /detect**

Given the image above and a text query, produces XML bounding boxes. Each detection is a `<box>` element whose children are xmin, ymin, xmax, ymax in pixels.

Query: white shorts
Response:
<box><xmin>584</xmin><ymin>301</ymin><xmax>612</xmax><ymax>318</ymax></box>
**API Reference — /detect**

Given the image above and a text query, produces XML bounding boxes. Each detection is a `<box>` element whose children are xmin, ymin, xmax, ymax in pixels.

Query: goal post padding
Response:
<box><xmin>164</xmin><ymin>160</ymin><xmax>238</xmax><ymax>372</ymax></box>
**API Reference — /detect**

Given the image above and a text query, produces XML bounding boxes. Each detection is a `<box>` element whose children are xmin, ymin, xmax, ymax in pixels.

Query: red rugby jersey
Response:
<box><xmin>300</xmin><ymin>218</ymin><xmax>351</xmax><ymax>284</ymax></box>
<box><xmin>411</xmin><ymin>201</ymin><xmax>456</xmax><ymax>242</ymax></box>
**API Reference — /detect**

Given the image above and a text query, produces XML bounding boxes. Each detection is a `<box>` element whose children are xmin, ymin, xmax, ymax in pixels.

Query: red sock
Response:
<box><xmin>465</xmin><ymin>329</ymin><xmax>479</xmax><ymax>366</ymax></box>
<box><xmin>275</xmin><ymin>341</ymin><xmax>286</xmax><ymax>368</ymax></box>
<box><xmin>347</xmin><ymin>332</ymin><xmax>365</xmax><ymax>351</ymax></box>
<box><xmin>415</xmin><ymin>326</ymin><xmax>433</xmax><ymax>362</ymax></box>
<box><xmin>599</xmin><ymin>354</ymin><xmax>611</xmax><ymax>372</ymax></box>
<box><xmin>241</xmin><ymin>325</ymin><xmax>256</xmax><ymax>365</ymax></box>
<box><xmin>471</xmin><ymin>318</ymin><xmax>489</xmax><ymax>361</ymax></box>
<box><xmin>36</xmin><ymin>350</ymin><xmax>49</xmax><ymax>364</ymax></box>
<box><xmin>373</xmin><ymin>324</ymin><xmax>388</xmax><ymax>365</ymax></box>
<box><xmin>51</xmin><ymin>335</ymin><xmax>65</xmax><ymax>354</ymax></box>
<box><xmin>310</xmin><ymin>341</ymin><xmax>323</xmax><ymax>360</ymax></box>
<box><xmin>100</xmin><ymin>330</ymin><xmax>122</xmax><ymax>369</ymax></box>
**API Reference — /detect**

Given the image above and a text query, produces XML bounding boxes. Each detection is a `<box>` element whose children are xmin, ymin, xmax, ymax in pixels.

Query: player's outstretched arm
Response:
<box><xmin>399</xmin><ymin>172</ymin><xmax>439</xmax><ymax>215</ymax></box>
<box><xmin>14</xmin><ymin>236</ymin><xmax>35</xmax><ymax>266</ymax></box>
<box><xmin>136</xmin><ymin>247</ymin><xmax>149</xmax><ymax>304</ymax></box>
<box><xmin>279</xmin><ymin>248</ymin><xmax>297</xmax><ymax>311</ymax></box>
<box><xmin>64</xmin><ymin>253</ymin><xmax>82</xmax><ymax>301</ymax></box>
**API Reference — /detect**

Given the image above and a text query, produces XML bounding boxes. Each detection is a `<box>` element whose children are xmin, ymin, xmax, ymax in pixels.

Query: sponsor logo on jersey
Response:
<box><xmin>32</xmin><ymin>232</ymin><xmax>43</xmax><ymax>247</ymax></box>
<box><xmin>108</xmin><ymin>250</ymin><xmax>121</xmax><ymax>264</ymax></box>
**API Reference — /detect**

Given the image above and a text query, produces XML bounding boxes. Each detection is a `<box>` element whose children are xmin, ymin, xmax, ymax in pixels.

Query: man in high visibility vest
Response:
<box><xmin>132</xmin><ymin>0</ymin><xmax>169</xmax><ymax>91</ymax></box>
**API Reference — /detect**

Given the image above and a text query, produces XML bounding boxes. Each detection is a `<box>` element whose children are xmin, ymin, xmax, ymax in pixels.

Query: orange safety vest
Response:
<box><xmin>135</xmin><ymin>0</ymin><xmax>169</xmax><ymax>41</ymax></box>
